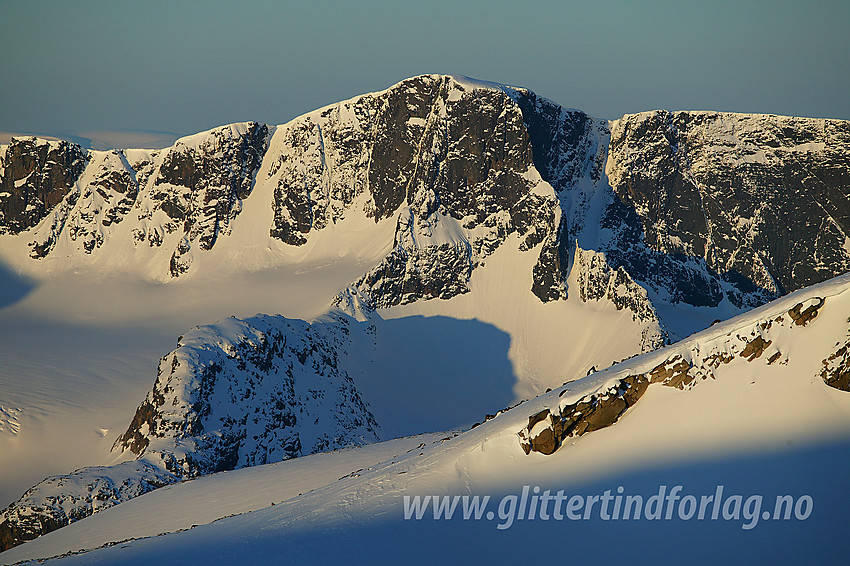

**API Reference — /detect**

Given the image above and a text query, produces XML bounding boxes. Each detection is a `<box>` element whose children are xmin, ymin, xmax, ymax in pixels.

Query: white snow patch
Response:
<box><xmin>14</xmin><ymin>173</ymin><xmax>32</xmax><ymax>188</ymax></box>
<box><xmin>779</xmin><ymin>141</ymin><xmax>826</xmax><ymax>153</ymax></box>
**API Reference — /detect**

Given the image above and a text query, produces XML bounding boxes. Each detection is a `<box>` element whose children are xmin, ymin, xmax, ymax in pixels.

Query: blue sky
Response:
<box><xmin>1</xmin><ymin>0</ymin><xmax>848</xmax><ymax>147</ymax></box>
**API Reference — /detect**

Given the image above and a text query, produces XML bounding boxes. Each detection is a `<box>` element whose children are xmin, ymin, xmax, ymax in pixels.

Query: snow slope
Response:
<box><xmin>3</xmin><ymin>274</ymin><xmax>850</xmax><ymax>564</ymax></box>
<box><xmin>0</xmin><ymin>433</ymin><xmax>447</xmax><ymax>564</ymax></box>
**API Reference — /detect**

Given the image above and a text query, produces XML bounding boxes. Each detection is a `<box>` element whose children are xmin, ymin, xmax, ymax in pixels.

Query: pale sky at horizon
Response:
<box><xmin>1</xmin><ymin>0</ymin><xmax>848</xmax><ymax>147</ymax></box>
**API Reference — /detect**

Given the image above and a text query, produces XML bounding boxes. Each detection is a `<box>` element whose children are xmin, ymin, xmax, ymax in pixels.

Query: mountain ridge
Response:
<box><xmin>3</xmin><ymin>74</ymin><xmax>847</xmax><ymax>308</ymax></box>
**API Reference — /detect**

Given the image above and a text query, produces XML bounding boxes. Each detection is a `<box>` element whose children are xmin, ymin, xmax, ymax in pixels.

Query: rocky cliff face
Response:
<box><xmin>28</xmin><ymin>149</ymin><xmax>140</xmax><ymax>258</ymax></box>
<box><xmin>267</xmin><ymin>75</ymin><xmax>557</xmax><ymax>306</ymax></box>
<box><xmin>521</xmin><ymin>106</ymin><xmax>850</xmax><ymax>317</ymax></box>
<box><xmin>0</xmin><ymin>312</ymin><xmax>379</xmax><ymax>551</ymax></box>
<box><xmin>605</xmin><ymin>111</ymin><xmax>850</xmax><ymax>306</ymax></box>
<box><xmin>8</xmin><ymin>122</ymin><xmax>271</xmax><ymax>273</ymax></box>
<box><xmin>149</xmin><ymin>122</ymin><xmax>270</xmax><ymax>276</ymax></box>
<box><xmin>0</xmin><ymin>137</ymin><xmax>88</xmax><ymax>235</ymax></box>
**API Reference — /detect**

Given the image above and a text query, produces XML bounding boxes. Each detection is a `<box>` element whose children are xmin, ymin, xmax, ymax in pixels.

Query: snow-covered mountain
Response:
<box><xmin>0</xmin><ymin>75</ymin><xmax>848</xmax><ymax>556</ymax></box>
<box><xmin>2</xmin><ymin>75</ymin><xmax>847</xmax><ymax>320</ymax></box>
<box><xmin>0</xmin><ymin>123</ymin><xmax>270</xmax><ymax>270</ymax></box>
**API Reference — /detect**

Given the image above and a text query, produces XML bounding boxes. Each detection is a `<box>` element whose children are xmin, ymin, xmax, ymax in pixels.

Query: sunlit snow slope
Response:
<box><xmin>4</xmin><ymin>273</ymin><xmax>849</xmax><ymax>565</ymax></box>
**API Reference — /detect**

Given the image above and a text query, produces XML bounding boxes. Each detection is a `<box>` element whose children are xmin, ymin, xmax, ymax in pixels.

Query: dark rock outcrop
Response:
<box><xmin>788</xmin><ymin>297</ymin><xmax>825</xmax><ymax>326</ymax></box>
<box><xmin>519</xmin><ymin>376</ymin><xmax>649</xmax><ymax>456</ymax></box>
<box><xmin>821</xmin><ymin>338</ymin><xmax>850</xmax><ymax>392</ymax></box>
<box><xmin>0</xmin><ymin>137</ymin><xmax>88</xmax><ymax>235</ymax></box>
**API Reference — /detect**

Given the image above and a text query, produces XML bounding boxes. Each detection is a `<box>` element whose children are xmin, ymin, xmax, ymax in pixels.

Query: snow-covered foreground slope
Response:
<box><xmin>4</xmin><ymin>274</ymin><xmax>849</xmax><ymax>565</ymax></box>
<box><xmin>0</xmin><ymin>432</ymin><xmax>449</xmax><ymax>564</ymax></box>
